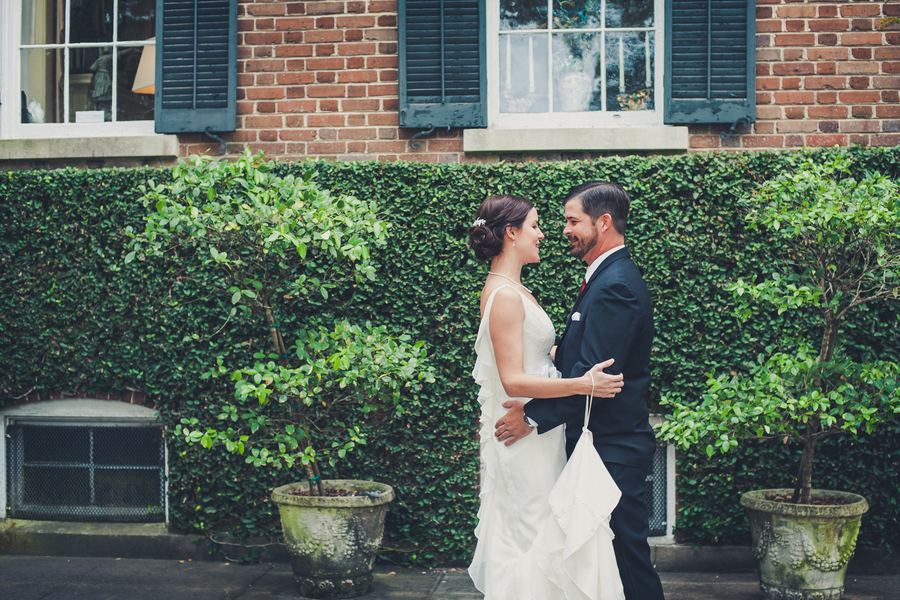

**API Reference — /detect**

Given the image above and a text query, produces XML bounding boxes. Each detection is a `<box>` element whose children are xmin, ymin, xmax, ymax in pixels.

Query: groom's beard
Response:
<box><xmin>568</xmin><ymin>227</ymin><xmax>598</xmax><ymax>259</ymax></box>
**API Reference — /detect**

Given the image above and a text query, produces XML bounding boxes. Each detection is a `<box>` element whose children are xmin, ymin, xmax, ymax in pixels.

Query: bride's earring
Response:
<box><xmin>513</xmin><ymin>241</ymin><xmax>516</xmax><ymax>247</ymax></box>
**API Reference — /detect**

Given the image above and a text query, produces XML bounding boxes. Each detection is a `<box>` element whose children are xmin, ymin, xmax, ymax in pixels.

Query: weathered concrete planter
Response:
<box><xmin>741</xmin><ymin>489</ymin><xmax>868</xmax><ymax>600</ymax></box>
<box><xmin>271</xmin><ymin>480</ymin><xmax>394</xmax><ymax>599</ymax></box>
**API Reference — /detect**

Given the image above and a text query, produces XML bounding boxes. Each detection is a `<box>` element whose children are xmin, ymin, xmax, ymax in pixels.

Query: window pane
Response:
<box><xmin>605</xmin><ymin>31</ymin><xmax>654</xmax><ymax>112</ymax></box>
<box><xmin>500</xmin><ymin>0</ymin><xmax>548</xmax><ymax>31</ymax></box>
<box><xmin>21</xmin><ymin>0</ymin><xmax>64</xmax><ymax>45</ymax></box>
<box><xmin>499</xmin><ymin>34</ymin><xmax>549</xmax><ymax>113</ymax></box>
<box><xmin>605</xmin><ymin>0</ymin><xmax>653</xmax><ymax>29</ymax></box>
<box><xmin>20</xmin><ymin>48</ymin><xmax>64</xmax><ymax>123</ymax></box>
<box><xmin>552</xmin><ymin>33</ymin><xmax>601</xmax><ymax>112</ymax></box>
<box><xmin>553</xmin><ymin>0</ymin><xmax>601</xmax><ymax>31</ymax></box>
<box><xmin>69</xmin><ymin>47</ymin><xmax>112</xmax><ymax>122</ymax></box>
<box><xmin>118</xmin><ymin>0</ymin><xmax>156</xmax><ymax>42</ymax></box>
<box><xmin>117</xmin><ymin>46</ymin><xmax>156</xmax><ymax>121</ymax></box>
<box><xmin>70</xmin><ymin>0</ymin><xmax>114</xmax><ymax>43</ymax></box>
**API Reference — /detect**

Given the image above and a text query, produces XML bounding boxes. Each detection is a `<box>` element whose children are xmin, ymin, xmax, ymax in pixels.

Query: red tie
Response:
<box><xmin>580</xmin><ymin>280</ymin><xmax>586</xmax><ymax>294</ymax></box>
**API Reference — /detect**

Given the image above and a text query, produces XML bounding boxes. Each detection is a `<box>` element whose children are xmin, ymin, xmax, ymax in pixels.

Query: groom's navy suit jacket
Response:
<box><xmin>524</xmin><ymin>247</ymin><xmax>657</xmax><ymax>469</ymax></box>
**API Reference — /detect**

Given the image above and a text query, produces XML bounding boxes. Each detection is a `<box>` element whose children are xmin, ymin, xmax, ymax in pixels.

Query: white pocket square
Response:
<box><xmin>572</xmin><ymin>312</ymin><xmax>581</xmax><ymax>322</ymax></box>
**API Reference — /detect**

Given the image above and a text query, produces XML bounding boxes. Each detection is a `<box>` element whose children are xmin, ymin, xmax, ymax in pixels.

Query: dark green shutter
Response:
<box><xmin>155</xmin><ymin>0</ymin><xmax>237</xmax><ymax>133</ymax></box>
<box><xmin>399</xmin><ymin>0</ymin><xmax>486</xmax><ymax>129</ymax></box>
<box><xmin>664</xmin><ymin>0</ymin><xmax>755</xmax><ymax>124</ymax></box>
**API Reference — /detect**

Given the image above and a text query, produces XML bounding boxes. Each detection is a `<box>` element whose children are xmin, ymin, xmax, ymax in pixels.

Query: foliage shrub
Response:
<box><xmin>1</xmin><ymin>147</ymin><xmax>898</xmax><ymax>564</ymax></box>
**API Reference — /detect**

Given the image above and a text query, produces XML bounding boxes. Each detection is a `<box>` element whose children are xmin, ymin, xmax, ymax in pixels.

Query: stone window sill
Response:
<box><xmin>463</xmin><ymin>127</ymin><xmax>690</xmax><ymax>153</ymax></box>
<box><xmin>0</xmin><ymin>135</ymin><xmax>179</xmax><ymax>161</ymax></box>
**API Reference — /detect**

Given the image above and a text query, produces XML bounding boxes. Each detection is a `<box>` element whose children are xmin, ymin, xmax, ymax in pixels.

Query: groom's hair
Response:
<box><xmin>565</xmin><ymin>181</ymin><xmax>629</xmax><ymax>235</ymax></box>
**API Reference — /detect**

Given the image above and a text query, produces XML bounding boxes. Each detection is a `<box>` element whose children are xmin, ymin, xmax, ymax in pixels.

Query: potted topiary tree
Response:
<box><xmin>656</xmin><ymin>150</ymin><xmax>900</xmax><ymax>600</ymax></box>
<box><xmin>126</xmin><ymin>150</ymin><xmax>434</xmax><ymax>598</ymax></box>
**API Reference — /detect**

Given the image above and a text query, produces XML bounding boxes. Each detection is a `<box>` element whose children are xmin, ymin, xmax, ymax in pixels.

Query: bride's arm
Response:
<box><xmin>489</xmin><ymin>287</ymin><xmax>622</xmax><ymax>399</ymax></box>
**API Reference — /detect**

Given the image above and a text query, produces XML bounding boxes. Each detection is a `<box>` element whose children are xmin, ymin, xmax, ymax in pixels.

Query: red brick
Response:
<box><xmin>877</xmin><ymin>104</ymin><xmax>900</xmax><ymax>118</ymax></box>
<box><xmin>757</xmin><ymin>63</ymin><xmax>771</xmax><ymax>76</ymax></box>
<box><xmin>379</xmin><ymin>69</ymin><xmax>398</xmax><ymax>82</ymax></box>
<box><xmin>238</xmin><ymin>19</ymin><xmax>254</xmax><ymax>32</ymax></box>
<box><xmin>278</xmin><ymin>100</ymin><xmax>318</xmax><ymax>113</ymax></box>
<box><xmin>809</xmin><ymin>19</ymin><xmax>849</xmax><ymax>32</ymax></box>
<box><xmin>785</xmin><ymin>21</ymin><xmax>806</xmax><ymax>33</ymax></box>
<box><xmin>244</xmin><ymin>115</ymin><xmax>283</xmax><ymax>128</ymax></box>
<box><xmin>237</xmin><ymin>73</ymin><xmax>254</xmax><ymax>86</ymax></box>
<box><xmin>852</xmin><ymin>105</ymin><xmax>873</xmax><ymax>119</ymax></box>
<box><xmin>757</xmin><ymin>6</ymin><xmax>772</xmax><ymax>19</ymax></box>
<box><xmin>848</xmin><ymin>134</ymin><xmax>869</xmax><ymax>146</ymax></box>
<box><xmin>346</xmin><ymin>142</ymin><xmax>368</xmax><ymax>153</ymax></box>
<box><xmin>887</xmin><ymin>4</ymin><xmax>900</xmax><ymax>18</ymax></box>
<box><xmin>338</xmin><ymin>43</ymin><xmax>378</xmax><ymax>56</ymax></box>
<box><xmin>345</xmin><ymin>30</ymin><xmax>364</xmax><ymax>42</ymax></box>
<box><xmin>849</xmin><ymin>76</ymin><xmax>869</xmax><ymax>89</ymax></box>
<box><xmin>307</xmin><ymin>85</ymin><xmax>347</xmax><ymax>98</ymax></box>
<box><xmin>851</xmin><ymin>19</ymin><xmax>873</xmax><ymax>31</ymax></box>
<box><xmin>342</xmin><ymin>99</ymin><xmax>380</xmax><ymax>111</ymax></box>
<box><xmin>757</xmin><ymin>77</ymin><xmax>782</xmax><ymax>90</ymax></box>
<box><xmin>777</xmin><ymin>121</ymin><xmax>817</xmax><ymax>133</ymax></box>
<box><xmin>785</xmin><ymin>135</ymin><xmax>805</xmax><ymax>147</ymax></box>
<box><xmin>874</xmin><ymin>76</ymin><xmax>900</xmax><ymax>89</ymax></box>
<box><xmin>275</xmin><ymin>17</ymin><xmax>315</xmax><ymax>30</ymax></box>
<box><xmin>842</xmin><ymin>33</ymin><xmax>884</xmax><ymax>46</ymax></box>
<box><xmin>317</xmin><ymin>72</ymin><xmax>336</xmax><ymax>83</ymax></box>
<box><xmin>757</xmin><ymin>92</ymin><xmax>773</xmax><ymax>105</ymax></box>
<box><xmin>246</xmin><ymin>59</ymin><xmax>284</xmax><ymax>72</ymax></box>
<box><xmin>808</xmin><ymin>48</ymin><xmax>848</xmax><ymax>60</ymax></box>
<box><xmin>247</xmin><ymin>3</ymin><xmax>286</xmax><ymax>16</ymax></box>
<box><xmin>756</xmin><ymin>105</ymin><xmax>783</xmax><ymax>119</ymax></box>
<box><xmin>776</xmin><ymin>5</ymin><xmax>815</xmax><ymax>18</ymax></box>
<box><xmin>367</xmin><ymin>56</ymin><xmax>398</xmax><ymax>69</ymax></box>
<box><xmin>347</xmin><ymin>57</ymin><xmax>366</xmax><ymax>69</ymax></box>
<box><xmin>773</xmin><ymin>62</ymin><xmax>813</xmax><ymax>75</ymax></box>
<box><xmin>245</xmin><ymin>32</ymin><xmax>283</xmax><ymax>45</ymax></box>
<box><xmin>277</xmin><ymin>129</ymin><xmax>316</xmax><ymax>141</ymax></box>
<box><xmin>818</xmin><ymin>121</ymin><xmax>839</xmax><ymax>133</ymax></box>
<box><xmin>884</xmin><ymin>90</ymin><xmax>900</xmax><ymax>103</ymax></box>
<box><xmin>308</xmin><ymin>114</ymin><xmax>346</xmax><ymax>127</ymax></box>
<box><xmin>284</xmin><ymin>31</ymin><xmax>304</xmax><ymax>43</ymax></box>
<box><xmin>757</xmin><ymin>48</ymin><xmax>781</xmax><ymax>62</ymax></box>
<box><xmin>852</xmin><ymin>47</ymin><xmax>873</xmax><ymax>60</ymax></box>
<box><xmin>885</xmin><ymin>62</ymin><xmax>900</xmax><ymax>74</ymax></box>
<box><xmin>378</xmin><ymin>42</ymin><xmax>398</xmax><ymax>54</ymax></box>
<box><xmin>308</xmin><ymin>142</ymin><xmax>347</xmax><ymax>154</ymax></box>
<box><xmin>838</xmin><ymin>61</ymin><xmax>879</xmax><ymax>75</ymax></box>
<box><xmin>247</xmin><ymin>87</ymin><xmax>285</xmax><ymax>100</ymax></box>
<box><xmin>819</xmin><ymin>6</ymin><xmax>838</xmax><ymax>18</ymax></box>
<box><xmin>316</xmin><ymin>17</ymin><xmax>335</xmax><ymax>29</ymax></box>
<box><xmin>817</xmin><ymin>62</ymin><xmax>836</xmax><ymax>74</ymax></box>
<box><xmin>306</xmin><ymin>30</ymin><xmax>343</xmax><ymax>43</ymax></box>
<box><xmin>841</xmin><ymin>4</ymin><xmax>882</xmax><ymax>18</ymax></box>
<box><xmin>348</xmin><ymin>2</ymin><xmax>366</xmax><ymax>13</ymax></box>
<box><xmin>307</xmin><ymin>57</ymin><xmax>345</xmax><ymax>70</ymax></box>
<box><xmin>259</xmin><ymin>129</ymin><xmax>279</xmax><ymax>142</ymax></box>
<box><xmin>838</xmin><ymin>90</ymin><xmax>880</xmax><ymax>103</ymax></box>
<box><xmin>817</xmin><ymin>91</ymin><xmax>838</xmax><ymax>104</ymax></box>
<box><xmin>237</xmin><ymin>101</ymin><xmax>255</xmax><ymax>114</ymax></box>
<box><xmin>809</xmin><ymin>104</ymin><xmax>848</xmax><ymax>118</ymax></box>
<box><xmin>237</xmin><ymin>47</ymin><xmax>252</xmax><ymax>59</ymax></box>
<box><xmin>316</xmin><ymin>128</ymin><xmax>337</xmax><ymax>140</ymax></box>
<box><xmin>316</xmin><ymin>45</ymin><xmax>336</xmax><ymax>56</ymax></box>
<box><xmin>841</xmin><ymin>121</ymin><xmax>881</xmax><ymax>133</ymax></box>
<box><xmin>805</xmin><ymin>76</ymin><xmax>846</xmax><ymax>90</ymax></box>
<box><xmin>320</xmin><ymin>100</ymin><xmax>340</xmax><ymax>111</ymax></box>
<box><xmin>228</xmin><ymin>130</ymin><xmax>260</xmax><ymax>142</ymax></box>
<box><xmin>784</xmin><ymin>49</ymin><xmax>804</xmax><ymax>61</ymax></box>
<box><xmin>368</xmin><ymin>1</ymin><xmax>398</xmax><ymax>12</ymax></box>
<box><xmin>743</xmin><ymin>135</ymin><xmax>784</xmax><ymax>148</ymax></box>
<box><xmin>339</xmin><ymin>71</ymin><xmax>378</xmax><ymax>83</ymax></box>
<box><xmin>255</xmin><ymin>19</ymin><xmax>275</xmax><ymax>31</ymax></box>
<box><xmin>818</xmin><ymin>34</ymin><xmax>838</xmax><ymax>46</ymax></box>
<box><xmin>785</xmin><ymin>106</ymin><xmax>806</xmax><ymax>119</ymax></box>
<box><xmin>336</xmin><ymin>16</ymin><xmax>376</xmax><ymax>27</ymax></box>
<box><xmin>754</xmin><ymin>122</ymin><xmax>775</xmax><ymax>134</ymax></box>
<box><xmin>253</xmin><ymin>47</ymin><xmax>273</xmax><ymax>58</ymax></box>
<box><xmin>276</xmin><ymin>45</ymin><xmax>314</xmax><ymax>57</ymax></box>
<box><xmin>806</xmin><ymin>135</ymin><xmax>848</xmax><ymax>147</ymax></box>
<box><xmin>285</xmin><ymin>143</ymin><xmax>307</xmax><ymax>154</ymax></box>
<box><xmin>888</xmin><ymin>33</ymin><xmax>900</xmax><ymax>46</ymax></box>
<box><xmin>365</xmin><ymin>29</ymin><xmax>398</xmax><ymax>41</ymax></box>
<box><xmin>782</xmin><ymin>77</ymin><xmax>802</xmax><ymax>89</ymax></box>
<box><xmin>285</xmin><ymin>59</ymin><xmax>305</xmax><ymax>70</ymax></box>
<box><xmin>306</xmin><ymin>2</ymin><xmax>345</xmax><ymax>15</ymax></box>
<box><xmin>383</xmin><ymin>98</ymin><xmax>399</xmax><ymax>111</ymax></box>
<box><xmin>757</xmin><ymin>20</ymin><xmax>782</xmax><ymax>33</ymax></box>
<box><xmin>774</xmin><ymin>91</ymin><xmax>815</xmax><ymax>104</ymax></box>
<box><xmin>257</xmin><ymin>101</ymin><xmax>276</xmax><ymax>113</ymax></box>
<box><xmin>369</xmin><ymin>83</ymin><xmax>399</xmax><ymax>96</ymax></box>
<box><xmin>871</xmin><ymin>134</ymin><xmax>900</xmax><ymax>147</ymax></box>
<box><xmin>885</xmin><ymin>121</ymin><xmax>900</xmax><ymax>133</ymax></box>
<box><xmin>339</xmin><ymin>128</ymin><xmax>377</xmax><ymax>140</ymax></box>
<box><xmin>368</xmin><ymin>113</ymin><xmax>399</xmax><ymax>126</ymax></box>
<box><xmin>377</xmin><ymin>127</ymin><xmax>397</xmax><ymax>138</ymax></box>
<box><xmin>428</xmin><ymin>139</ymin><xmax>464</xmax><ymax>152</ymax></box>
<box><xmin>249</xmin><ymin>142</ymin><xmax>287</xmax><ymax>154</ymax></box>
<box><xmin>378</xmin><ymin>15</ymin><xmax>398</xmax><ymax>27</ymax></box>
<box><xmin>347</xmin><ymin>114</ymin><xmax>366</xmax><ymax>126</ymax></box>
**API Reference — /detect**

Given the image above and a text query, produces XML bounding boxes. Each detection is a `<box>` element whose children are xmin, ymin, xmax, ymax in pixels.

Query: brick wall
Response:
<box><xmin>690</xmin><ymin>0</ymin><xmax>900</xmax><ymax>152</ymax></box>
<box><xmin>179</xmin><ymin>1</ymin><xmax>900</xmax><ymax>161</ymax></box>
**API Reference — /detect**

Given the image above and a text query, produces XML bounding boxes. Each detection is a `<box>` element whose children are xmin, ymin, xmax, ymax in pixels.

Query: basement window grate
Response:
<box><xmin>6</xmin><ymin>423</ymin><xmax>165</xmax><ymax>522</ymax></box>
<box><xmin>644</xmin><ymin>442</ymin><xmax>668</xmax><ymax>537</ymax></box>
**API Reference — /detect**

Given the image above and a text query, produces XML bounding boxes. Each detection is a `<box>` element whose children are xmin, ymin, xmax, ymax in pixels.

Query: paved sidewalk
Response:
<box><xmin>1</xmin><ymin>555</ymin><xmax>897</xmax><ymax>600</ymax></box>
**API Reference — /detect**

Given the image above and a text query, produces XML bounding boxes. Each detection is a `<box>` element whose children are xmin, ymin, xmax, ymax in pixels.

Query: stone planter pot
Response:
<box><xmin>272</xmin><ymin>479</ymin><xmax>395</xmax><ymax>599</ymax></box>
<box><xmin>741</xmin><ymin>489</ymin><xmax>868</xmax><ymax>600</ymax></box>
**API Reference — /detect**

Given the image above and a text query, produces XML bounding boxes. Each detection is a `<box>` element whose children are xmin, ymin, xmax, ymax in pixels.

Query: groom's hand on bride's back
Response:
<box><xmin>494</xmin><ymin>400</ymin><xmax>533</xmax><ymax>446</ymax></box>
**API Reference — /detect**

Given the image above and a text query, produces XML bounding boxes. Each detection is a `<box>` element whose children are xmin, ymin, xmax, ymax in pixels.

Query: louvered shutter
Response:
<box><xmin>399</xmin><ymin>0</ymin><xmax>486</xmax><ymax>129</ymax></box>
<box><xmin>664</xmin><ymin>0</ymin><xmax>755</xmax><ymax>124</ymax></box>
<box><xmin>154</xmin><ymin>0</ymin><xmax>237</xmax><ymax>133</ymax></box>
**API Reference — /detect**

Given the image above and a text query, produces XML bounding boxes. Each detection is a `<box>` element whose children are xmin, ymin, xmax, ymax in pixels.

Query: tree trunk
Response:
<box><xmin>818</xmin><ymin>313</ymin><xmax>839</xmax><ymax>364</ymax></box>
<box><xmin>793</xmin><ymin>420</ymin><xmax>820</xmax><ymax>504</ymax></box>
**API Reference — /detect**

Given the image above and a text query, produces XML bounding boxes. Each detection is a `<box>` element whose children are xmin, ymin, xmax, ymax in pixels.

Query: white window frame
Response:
<box><xmin>0</xmin><ymin>0</ymin><xmax>156</xmax><ymax>140</ymax></box>
<box><xmin>487</xmin><ymin>0</ymin><xmax>665</xmax><ymax>130</ymax></box>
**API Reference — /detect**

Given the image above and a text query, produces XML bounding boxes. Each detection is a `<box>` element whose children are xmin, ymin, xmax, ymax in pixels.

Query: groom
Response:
<box><xmin>494</xmin><ymin>181</ymin><xmax>665</xmax><ymax>600</ymax></box>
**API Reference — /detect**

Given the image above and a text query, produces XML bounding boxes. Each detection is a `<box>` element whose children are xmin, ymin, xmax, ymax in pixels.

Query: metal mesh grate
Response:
<box><xmin>644</xmin><ymin>442</ymin><xmax>668</xmax><ymax>537</ymax></box>
<box><xmin>6</xmin><ymin>423</ymin><xmax>165</xmax><ymax>522</ymax></box>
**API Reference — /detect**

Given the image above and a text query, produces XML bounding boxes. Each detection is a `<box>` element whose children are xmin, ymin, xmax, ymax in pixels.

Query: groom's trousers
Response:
<box><xmin>606</xmin><ymin>462</ymin><xmax>666</xmax><ymax>600</ymax></box>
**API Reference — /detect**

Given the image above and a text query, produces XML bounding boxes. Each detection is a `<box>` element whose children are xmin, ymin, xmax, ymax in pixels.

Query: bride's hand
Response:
<box><xmin>583</xmin><ymin>359</ymin><xmax>623</xmax><ymax>397</ymax></box>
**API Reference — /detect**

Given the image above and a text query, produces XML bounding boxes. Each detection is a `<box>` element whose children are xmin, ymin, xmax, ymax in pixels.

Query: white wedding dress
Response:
<box><xmin>469</xmin><ymin>285</ymin><xmax>625</xmax><ymax>600</ymax></box>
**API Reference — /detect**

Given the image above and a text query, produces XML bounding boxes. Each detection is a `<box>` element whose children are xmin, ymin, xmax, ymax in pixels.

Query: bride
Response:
<box><xmin>467</xmin><ymin>194</ymin><xmax>626</xmax><ymax>600</ymax></box>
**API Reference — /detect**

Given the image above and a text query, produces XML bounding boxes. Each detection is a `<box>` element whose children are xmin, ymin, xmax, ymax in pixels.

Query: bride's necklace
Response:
<box><xmin>488</xmin><ymin>271</ymin><xmax>532</xmax><ymax>293</ymax></box>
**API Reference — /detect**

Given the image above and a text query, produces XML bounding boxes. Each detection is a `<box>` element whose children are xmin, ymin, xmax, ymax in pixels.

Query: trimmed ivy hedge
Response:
<box><xmin>2</xmin><ymin>147</ymin><xmax>898</xmax><ymax>564</ymax></box>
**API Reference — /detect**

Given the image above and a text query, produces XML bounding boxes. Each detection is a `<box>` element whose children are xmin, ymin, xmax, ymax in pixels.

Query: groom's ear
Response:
<box><xmin>596</xmin><ymin>213</ymin><xmax>613</xmax><ymax>231</ymax></box>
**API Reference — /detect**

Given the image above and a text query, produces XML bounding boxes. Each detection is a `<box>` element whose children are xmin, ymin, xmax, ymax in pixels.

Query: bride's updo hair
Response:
<box><xmin>468</xmin><ymin>194</ymin><xmax>534</xmax><ymax>262</ymax></box>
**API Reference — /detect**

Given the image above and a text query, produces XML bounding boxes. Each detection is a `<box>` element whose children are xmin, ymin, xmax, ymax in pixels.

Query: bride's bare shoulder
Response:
<box><xmin>479</xmin><ymin>283</ymin><xmax>522</xmax><ymax>317</ymax></box>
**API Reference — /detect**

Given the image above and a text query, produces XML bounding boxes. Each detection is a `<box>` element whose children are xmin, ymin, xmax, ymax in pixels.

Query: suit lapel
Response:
<box><xmin>558</xmin><ymin>248</ymin><xmax>631</xmax><ymax>344</ymax></box>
